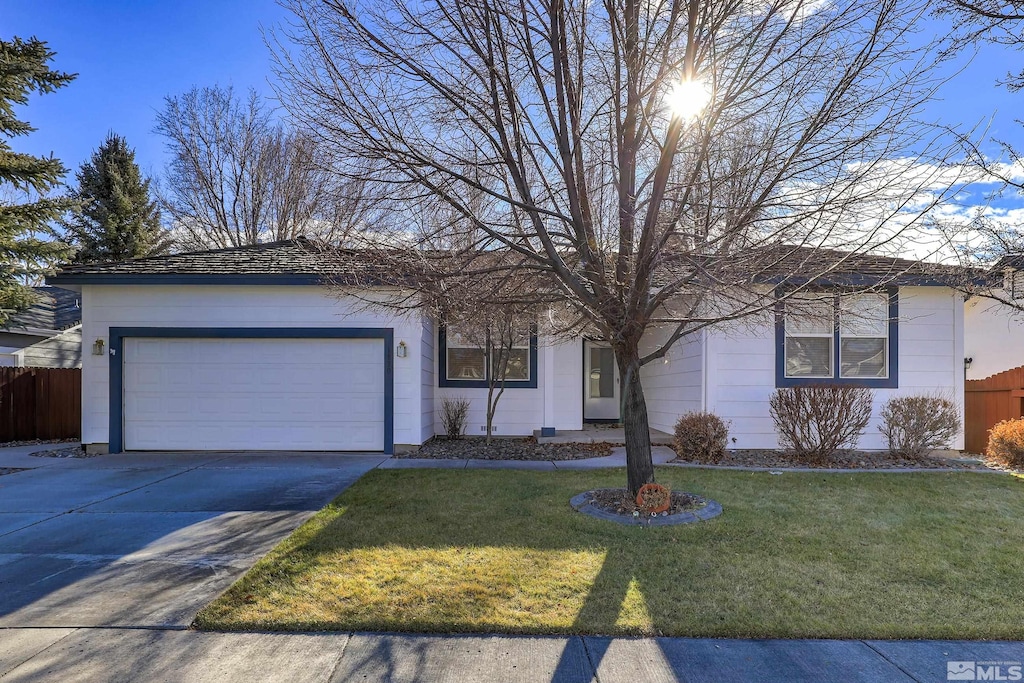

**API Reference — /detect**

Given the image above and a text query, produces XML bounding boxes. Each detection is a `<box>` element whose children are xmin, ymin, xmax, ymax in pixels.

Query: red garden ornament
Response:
<box><xmin>635</xmin><ymin>483</ymin><xmax>671</xmax><ymax>514</ymax></box>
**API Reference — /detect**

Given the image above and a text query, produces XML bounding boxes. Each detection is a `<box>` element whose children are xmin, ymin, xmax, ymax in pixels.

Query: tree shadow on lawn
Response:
<box><xmin>199</xmin><ymin>467</ymin><xmax>1024</xmax><ymax>678</ymax></box>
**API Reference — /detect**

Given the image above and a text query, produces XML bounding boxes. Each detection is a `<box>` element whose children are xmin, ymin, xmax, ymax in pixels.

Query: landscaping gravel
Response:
<box><xmin>672</xmin><ymin>448</ymin><xmax>994</xmax><ymax>470</ymax></box>
<box><xmin>0</xmin><ymin>468</ymin><xmax>27</xmax><ymax>477</ymax></box>
<box><xmin>399</xmin><ymin>437</ymin><xmax>613</xmax><ymax>460</ymax></box>
<box><xmin>0</xmin><ymin>438</ymin><xmax>78</xmax><ymax>448</ymax></box>
<box><xmin>30</xmin><ymin>445</ymin><xmax>96</xmax><ymax>459</ymax></box>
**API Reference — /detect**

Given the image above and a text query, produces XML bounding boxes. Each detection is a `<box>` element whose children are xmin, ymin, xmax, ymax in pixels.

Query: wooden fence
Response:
<box><xmin>965</xmin><ymin>365</ymin><xmax>1024</xmax><ymax>454</ymax></box>
<box><xmin>0</xmin><ymin>367</ymin><xmax>81</xmax><ymax>442</ymax></box>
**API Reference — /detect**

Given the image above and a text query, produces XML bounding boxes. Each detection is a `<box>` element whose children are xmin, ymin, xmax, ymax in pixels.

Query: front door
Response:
<box><xmin>583</xmin><ymin>341</ymin><xmax>620</xmax><ymax>421</ymax></box>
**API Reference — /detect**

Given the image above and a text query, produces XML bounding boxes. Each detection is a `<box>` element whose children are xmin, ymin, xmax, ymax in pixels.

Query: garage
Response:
<box><xmin>119</xmin><ymin>334</ymin><xmax>388</xmax><ymax>452</ymax></box>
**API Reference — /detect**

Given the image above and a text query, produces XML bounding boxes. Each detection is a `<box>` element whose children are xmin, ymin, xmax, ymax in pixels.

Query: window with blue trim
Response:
<box><xmin>439</xmin><ymin>323</ymin><xmax>538</xmax><ymax>388</ymax></box>
<box><xmin>776</xmin><ymin>289</ymin><xmax>897</xmax><ymax>388</ymax></box>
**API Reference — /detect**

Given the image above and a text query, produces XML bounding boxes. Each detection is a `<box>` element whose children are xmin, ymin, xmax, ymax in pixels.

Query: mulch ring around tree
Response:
<box><xmin>671</xmin><ymin>449</ymin><xmax>994</xmax><ymax>471</ymax></box>
<box><xmin>570</xmin><ymin>488</ymin><xmax>722</xmax><ymax>527</ymax></box>
<box><xmin>397</xmin><ymin>437</ymin><xmax>614</xmax><ymax>461</ymax></box>
<box><xmin>30</xmin><ymin>445</ymin><xmax>97</xmax><ymax>459</ymax></box>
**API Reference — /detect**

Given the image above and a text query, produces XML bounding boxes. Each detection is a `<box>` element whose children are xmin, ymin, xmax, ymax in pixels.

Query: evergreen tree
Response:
<box><xmin>0</xmin><ymin>37</ymin><xmax>75</xmax><ymax>323</ymax></box>
<box><xmin>64</xmin><ymin>133</ymin><xmax>169</xmax><ymax>262</ymax></box>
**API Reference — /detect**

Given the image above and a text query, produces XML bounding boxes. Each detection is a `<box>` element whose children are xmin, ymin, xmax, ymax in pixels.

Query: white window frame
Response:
<box><xmin>490</xmin><ymin>329</ymin><xmax>532</xmax><ymax>382</ymax></box>
<box><xmin>444</xmin><ymin>327</ymin><xmax>487</xmax><ymax>381</ymax></box>
<box><xmin>784</xmin><ymin>296</ymin><xmax>835</xmax><ymax>379</ymax></box>
<box><xmin>839</xmin><ymin>293</ymin><xmax>889</xmax><ymax>379</ymax></box>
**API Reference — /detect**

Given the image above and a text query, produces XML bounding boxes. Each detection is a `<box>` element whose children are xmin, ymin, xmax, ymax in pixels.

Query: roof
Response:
<box><xmin>45</xmin><ymin>238</ymin><xmax>976</xmax><ymax>288</ymax></box>
<box><xmin>46</xmin><ymin>238</ymin><xmax>334</xmax><ymax>285</ymax></box>
<box><xmin>993</xmin><ymin>254</ymin><xmax>1024</xmax><ymax>271</ymax></box>
<box><xmin>4</xmin><ymin>286</ymin><xmax>82</xmax><ymax>334</ymax></box>
<box><xmin>746</xmin><ymin>246</ymin><xmax>976</xmax><ymax>287</ymax></box>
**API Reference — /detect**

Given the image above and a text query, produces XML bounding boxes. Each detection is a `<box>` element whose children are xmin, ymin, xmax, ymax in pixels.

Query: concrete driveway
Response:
<box><xmin>0</xmin><ymin>447</ymin><xmax>386</xmax><ymax>631</ymax></box>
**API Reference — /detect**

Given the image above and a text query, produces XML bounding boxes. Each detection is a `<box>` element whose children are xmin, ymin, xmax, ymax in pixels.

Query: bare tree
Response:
<box><xmin>155</xmin><ymin>85</ymin><xmax>368</xmax><ymax>249</ymax></box>
<box><xmin>279</xmin><ymin>0</ymin><xmax>967</xmax><ymax>494</ymax></box>
<box><xmin>446</xmin><ymin>304</ymin><xmax>534</xmax><ymax>445</ymax></box>
<box><xmin>939</xmin><ymin>1</ymin><xmax>1024</xmax><ymax>89</ymax></box>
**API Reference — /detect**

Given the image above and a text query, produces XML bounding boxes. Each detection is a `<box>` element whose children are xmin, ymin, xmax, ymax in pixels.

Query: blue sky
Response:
<box><xmin>4</xmin><ymin>0</ymin><xmax>291</xmax><ymax>179</ymax></box>
<box><xmin>4</xmin><ymin>1</ymin><xmax>1024</xmax><ymax>217</ymax></box>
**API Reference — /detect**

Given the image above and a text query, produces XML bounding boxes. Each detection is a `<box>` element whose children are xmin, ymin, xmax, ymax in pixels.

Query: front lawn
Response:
<box><xmin>196</xmin><ymin>468</ymin><xmax>1024</xmax><ymax>639</ymax></box>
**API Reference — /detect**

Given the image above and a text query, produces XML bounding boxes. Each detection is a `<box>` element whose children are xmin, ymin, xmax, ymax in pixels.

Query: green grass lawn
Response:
<box><xmin>195</xmin><ymin>468</ymin><xmax>1024</xmax><ymax>639</ymax></box>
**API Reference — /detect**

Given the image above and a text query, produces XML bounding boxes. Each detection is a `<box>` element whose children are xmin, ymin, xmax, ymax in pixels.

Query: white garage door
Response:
<box><xmin>122</xmin><ymin>337</ymin><xmax>385</xmax><ymax>451</ymax></box>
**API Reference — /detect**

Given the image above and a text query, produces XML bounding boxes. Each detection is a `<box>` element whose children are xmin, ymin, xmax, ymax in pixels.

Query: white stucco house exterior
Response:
<box><xmin>47</xmin><ymin>239</ymin><xmax>968</xmax><ymax>454</ymax></box>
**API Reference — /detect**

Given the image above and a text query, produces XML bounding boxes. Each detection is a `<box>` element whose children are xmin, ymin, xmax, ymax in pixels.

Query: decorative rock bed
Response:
<box><xmin>397</xmin><ymin>437</ymin><xmax>613</xmax><ymax>461</ymax></box>
<box><xmin>671</xmin><ymin>449</ymin><xmax>992</xmax><ymax>471</ymax></box>
<box><xmin>570</xmin><ymin>488</ymin><xmax>722</xmax><ymax>527</ymax></box>
<box><xmin>0</xmin><ymin>468</ymin><xmax>28</xmax><ymax>478</ymax></box>
<box><xmin>30</xmin><ymin>445</ymin><xmax>96</xmax><ymax>459</ymax></box>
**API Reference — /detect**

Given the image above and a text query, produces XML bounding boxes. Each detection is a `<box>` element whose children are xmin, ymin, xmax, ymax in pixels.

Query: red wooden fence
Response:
<box><xmin>964</xmin><ymin>365</ymin><xmax>1024</xmax><ymax>454</ymax></box>
<box><xmin>0</xmin><ymin>367</ymin><xmax>81</xmax><ymax>442</ymax></box>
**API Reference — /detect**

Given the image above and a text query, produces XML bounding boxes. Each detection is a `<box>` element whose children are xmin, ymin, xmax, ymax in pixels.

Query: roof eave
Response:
<box><xmin>757</xmin><ymin>273</ymin><xmax>976</xmax><ymax>287</ymax></box>
<box><xmin>46</xmin><ymin>273</ymin><xmax>331</xmax><ymax>286</ymax></box>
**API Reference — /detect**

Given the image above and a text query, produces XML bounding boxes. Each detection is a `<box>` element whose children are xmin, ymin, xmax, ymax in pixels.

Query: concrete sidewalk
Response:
<box><xmin>2</xmin><ymin>628</ymin><xmax>1022</xmax><ymax>682</ymax></box>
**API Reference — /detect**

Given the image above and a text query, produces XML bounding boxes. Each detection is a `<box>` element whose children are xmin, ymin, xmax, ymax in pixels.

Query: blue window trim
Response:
<box><xmin>107</xmin><ymin>327</ymin><xmax>394</xmax><ymax>454</ymax></box>
<box><xmin>775</xmin><ymin>288</ymin><xmax>898</xmax><ymax>388</ymax></box>
<box><xmin>438</xmin><ymin>324</ymin><xmax>538</xmax><ymax>389</ymax></box>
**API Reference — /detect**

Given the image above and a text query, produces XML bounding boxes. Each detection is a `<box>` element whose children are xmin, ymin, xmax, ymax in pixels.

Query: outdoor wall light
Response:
<box><xmin>396</xmin><ymin>341</ymin><xmax>408</xmax><ymax>358</ymax></box>
<box><xmin>964</xmin><ymin>357</ymin><xmax>973</xmax><ymax>370</ymax></box>
<box><xmin>92</xmin><ymin>339</ymin><xmax>105</xmax><ymax>356</ymax></box>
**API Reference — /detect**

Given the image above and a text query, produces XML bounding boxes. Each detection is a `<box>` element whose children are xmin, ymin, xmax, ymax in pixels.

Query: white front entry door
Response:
<box><xmin>583</xmin><ymin>341</ymin><xmax>620</xmax><ymax>421</ymax></box>
<box><xmin>122</xmin><ymin>337</ymin><xmax>385</xmax><ymax>451</ymax></box>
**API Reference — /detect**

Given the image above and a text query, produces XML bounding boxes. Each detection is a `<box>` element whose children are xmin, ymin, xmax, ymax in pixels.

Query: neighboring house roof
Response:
<box><xmin>3</xmin><ymin>286</ymin><xmax>82</xmax><ymax>335</ymax></box>
<box><xmin>992</xmin><ymin>254</ymin><xmax>1024</xmax><ymax>271</ymax></box>
<box><xmin>46</xmin><ymin>238</ymin><xmax>977</xmax><ymax>288</ymax></box>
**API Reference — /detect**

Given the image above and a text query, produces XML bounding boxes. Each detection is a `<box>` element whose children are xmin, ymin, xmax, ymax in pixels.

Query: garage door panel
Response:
<box><xmin>123</xmin><ymin>337</ymin><xmax>386</xmax><ymax>451</ymax></box>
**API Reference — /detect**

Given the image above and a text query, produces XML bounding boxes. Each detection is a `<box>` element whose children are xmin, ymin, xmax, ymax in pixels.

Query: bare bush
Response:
<box><xmin>879</xmin><ymin>394</ymin><xmax>961</xmax><ymax>458</ymax></box>
<box><xmin>673</xmin><ymin>412</ymin><xmax>730</xmax><ymax>463</ymax></box>
<box><xmin>439</xmin><ymin>396</ymin><xmax>471</xmax><ymax>440</ymax></box>
<box><xmin>769</xmin><ymin>386</ymin><xmax>873</xmax><ymax>462</ymax></box>
<box><xmin>986</xmin><ymin>418</ymin><xmax>1024</xmax><ymax>470</ymax></box>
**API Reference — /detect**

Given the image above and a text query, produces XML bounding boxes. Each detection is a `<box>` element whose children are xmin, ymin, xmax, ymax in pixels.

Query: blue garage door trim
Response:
<box><xmin>108</xmin><ymin>327</ymin><xmax>395</xmax><ymax>454</ymax></box>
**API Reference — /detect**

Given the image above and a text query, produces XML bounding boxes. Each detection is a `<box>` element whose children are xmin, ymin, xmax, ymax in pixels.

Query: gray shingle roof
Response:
<box><xmin>50</xmin><ymin>238</ymin><xmax>329</xmax><ymax>278</ymax></box>
<box><xmin>4</xmin><ymin>286</ymin><xmax>82</xmax><ymax>333</ymax></box>
<box><xmin>46</xmin><ymin>238</ymin><xmax>974</xmax><ymax>288</ymax></box>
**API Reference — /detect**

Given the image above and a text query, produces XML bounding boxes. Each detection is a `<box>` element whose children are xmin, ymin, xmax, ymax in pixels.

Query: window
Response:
<box><xmin>777</xmin><ymin>289</ymin><xmax>897</xmax><ymax>388</ymax></box>
<box><xmin>784</xmin><ymin>295</ymin><xmax>834</xmax><ymax>378</ymax></box>
<box><xmin>839</xmin><ymin>294</ymin><xmax>888</xmax><ymax>378</ymax></box>
<box><xmin>439</xmin><ymin>323</ymin><xmax>538</xmax><ymax>388</ymax></box>
<box><xmin>492</xmin><ymin>335</ymin><xmax>531</xmax><ymax>381</ymax></box>
<box><xmin>589</xmin><ymin>347</ymin><xmax>615</xmax><ymax>398</ymax></box>
<box><xmin>445</xmin><ymin>328</ymin><xmax>486</xmax><ymax>380</ymax></box>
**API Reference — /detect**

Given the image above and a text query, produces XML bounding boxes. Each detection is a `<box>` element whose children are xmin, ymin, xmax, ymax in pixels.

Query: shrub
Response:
<box><xmin>769</xmin><ymin>385</ymin><xmax>872</xmax><ymax>462</ymax></box>
<box><xmin>673</xmin><ymin>411</ymin><xmax>729</xmax><ymax>463</ymax></box>
<box><xmin>986</xmin><ymin>418</ymin><xmax>1024</xmax><ymax>470</ymax></box>
<box><xmin>439</xmin><ymin>396</ymin><xmax>471</xmax><ymax>440</ymax></box>
<box><xmin>879</xmin><ymin>394</ymin><xmax>960</xmax><ymax>458</ymax></box>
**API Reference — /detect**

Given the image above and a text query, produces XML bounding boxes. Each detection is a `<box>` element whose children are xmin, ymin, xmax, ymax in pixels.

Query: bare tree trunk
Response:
<box><xmin>485</xmin><ymin>339</ymin><xmax>511</xmax><ymax>445</ymax></box>
<box><xmin>485</xmin><ymin>381</ymin><xmax>496</xmax><ymax>445</ymax></box>
<box><xmin>616</xmin><ymin>339</ymin><xmax>654</xmax><ymax>496</ymax></box>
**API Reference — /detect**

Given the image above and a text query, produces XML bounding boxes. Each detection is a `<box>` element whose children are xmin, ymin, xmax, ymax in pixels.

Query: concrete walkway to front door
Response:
<box><xmin>536</xmin><ymin>424</ymin><xmax>675</xmax><ymax>445</ymax></box>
